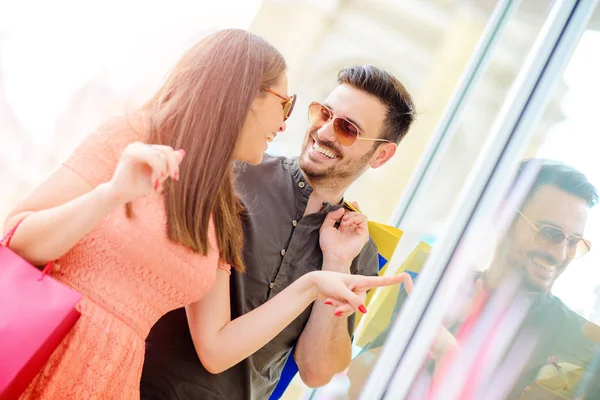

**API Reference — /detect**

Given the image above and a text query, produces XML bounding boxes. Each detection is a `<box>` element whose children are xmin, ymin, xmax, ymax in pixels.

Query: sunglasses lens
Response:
<box><xmin>284</xmin><ymin>95</ymin><xmax>296</xmax><ymax>121</ymax></box>
<box><xmin>308</xmin><ymin>103</ymin><xmax>330</xmax><ymax>127</ymax></box>
<box><xmin>576</xmin><ymin>239</ymin><xmax>592</xmax><ymax>257</ymax></box>
<box><xmin>535</xmin><ymin>226</ymin><xmax>591</xmax><ymax>258</ymax></box>
<box><xmin>536</xmin><ymin>226</ymin><xmax>566</xmax><ymax>245</ymax></box>
<box><xmin>333</xmin><ymin>117</ymin><xmax>359</xmax><ymax>146</ymax></box>
<box><xmin>307</xmin><ymin>102</ymin><xmax>359</xmax><ymax>146</ymax></box>
<box><xmin>283</xmin><ymin>103</ymin><xmax>291</xmax><ymax>121</ymax></box>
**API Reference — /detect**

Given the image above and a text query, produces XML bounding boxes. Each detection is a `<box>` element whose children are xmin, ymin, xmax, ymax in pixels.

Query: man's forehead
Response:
<box><xmin>523</xmin><ymin>185</ymin><xmax>589</xmax><ymax>233</ymax></box>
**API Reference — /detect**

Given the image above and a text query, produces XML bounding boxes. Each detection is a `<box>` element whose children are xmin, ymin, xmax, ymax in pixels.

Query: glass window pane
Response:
<box><xmin>396</xmin><ymin>6</ymin><xmax>600</xmax><ymax>399</ymax></box>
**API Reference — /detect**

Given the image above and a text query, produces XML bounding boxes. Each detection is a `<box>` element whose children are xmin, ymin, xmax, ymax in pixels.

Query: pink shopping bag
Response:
<box><xmin>0</xmin><ymin>221</ymin><xmax>82</xmax><ymax>399</ymax></box>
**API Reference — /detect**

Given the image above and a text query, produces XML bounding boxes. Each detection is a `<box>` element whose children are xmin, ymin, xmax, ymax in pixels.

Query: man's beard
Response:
<box><xmin>298</xmin><ymin>136</ymin><xmax>375</xmax><ymax>189</ymax></box>
<box><xmin>497</xmin><ymin>236</ymin><xmax>566</xmax><ymax>293</ymax></box>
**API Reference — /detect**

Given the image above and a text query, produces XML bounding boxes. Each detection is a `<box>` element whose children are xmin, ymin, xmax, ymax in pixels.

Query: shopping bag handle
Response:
<box><xmin>1</xmin><ymin>218</ymin><xmax>24</xmax><ymax>247</ymax></box>
<box><xmin>1</xmin><ymin>218</ymin><xmax>55</xmax><ymax>279</ymax></box>
<box><xmin>343</xmin><ymin>201</ymin><xmax>361</xmax><ymax>213</ymax></box>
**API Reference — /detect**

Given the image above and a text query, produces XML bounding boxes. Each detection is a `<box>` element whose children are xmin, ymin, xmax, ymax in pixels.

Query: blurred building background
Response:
<box><xmin>1</xmin><ymin>0</ymin><xmax>566</xmax><ymax>226</ymax></box>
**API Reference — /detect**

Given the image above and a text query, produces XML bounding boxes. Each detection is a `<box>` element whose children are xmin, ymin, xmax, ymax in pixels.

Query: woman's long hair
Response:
<box><xmin>141</xmin><ymin>29</ymin><xmax>286</xmax><ymax>272</ymax></box>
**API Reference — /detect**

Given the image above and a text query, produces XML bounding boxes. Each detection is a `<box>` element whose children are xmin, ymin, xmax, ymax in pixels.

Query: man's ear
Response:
<box><xmin>370</xmin><ymin>142</ymin><xmax>397</xmax><ymax>169</ymax></box>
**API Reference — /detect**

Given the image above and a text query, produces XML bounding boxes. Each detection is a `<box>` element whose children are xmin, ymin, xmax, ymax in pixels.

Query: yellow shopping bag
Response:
<box><xmin>343</xmin><ymin>202</ymin><xmax>404</xmax><ymax>326</ymax></box>
<box><xmin>354</xmin><ymin>241</ymin><xmax>430</xmax><ymax>347</ymax></box>
<box><xmin>343</xmin><ymin>201</ymin><xmax>403</xmax><ymax>275</ymax></box>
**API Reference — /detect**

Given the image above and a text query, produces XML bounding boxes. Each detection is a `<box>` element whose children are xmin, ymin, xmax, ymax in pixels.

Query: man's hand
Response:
<box><xmin>319</xmin><ymin>206</ymin><xmax>369</xmax><ymax>269</ymax></box>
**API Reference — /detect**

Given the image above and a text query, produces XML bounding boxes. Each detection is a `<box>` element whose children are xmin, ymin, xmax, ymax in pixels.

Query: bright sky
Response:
<box><xmin>0</xmin><ymin>0</ymin><xmax>262</xmax><ymax>145</ymax></box>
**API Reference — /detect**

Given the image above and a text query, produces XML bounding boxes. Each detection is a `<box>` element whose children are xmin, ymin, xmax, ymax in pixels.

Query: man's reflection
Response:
<box><xmin>349</xmin><ymin>159</ymin><xmax>600</xmax><ymax>399</ymax></box>
<box><xmin>489</xmin><ymin>160</ymin><xmax>594</xmax><ymax>293</ymax></box>
<box><xmin>484</xmin><ymin>159</ymin><xmax>599</xmax><ymax>399</ymax></box>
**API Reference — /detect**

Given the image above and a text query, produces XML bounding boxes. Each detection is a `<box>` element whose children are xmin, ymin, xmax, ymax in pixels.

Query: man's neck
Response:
<box><xmin>301</xmin><ymin>172</ymin><xmax>347</xmax><ymax>216</ymax></box>
<box><xmin>304</xmin><ymin>187</ymin><xmax>345</xmax><ymax>216</ymax></box>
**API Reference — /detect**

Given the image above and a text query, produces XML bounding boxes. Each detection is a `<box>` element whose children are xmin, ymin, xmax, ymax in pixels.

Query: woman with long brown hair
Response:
<box><xmin>3</xmin><ymin>29</ymin><xmax>403</xmax><ymax>399</ymax></box>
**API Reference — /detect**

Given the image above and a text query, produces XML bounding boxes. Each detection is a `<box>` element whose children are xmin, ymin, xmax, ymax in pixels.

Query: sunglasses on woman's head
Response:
<box><xmin>263</xmin><ymin>88</ymin><xmax>296</xmax><ymax>121</ymax></box>
<box><xmin>307</xmin><ymin>102</ymin><xmax>391</xmax><ymax>147</ymax></box>
<box><xmin>517</xmin><ymin>210</ymin><xmax>591</xmax><ymax>258</ymax></box>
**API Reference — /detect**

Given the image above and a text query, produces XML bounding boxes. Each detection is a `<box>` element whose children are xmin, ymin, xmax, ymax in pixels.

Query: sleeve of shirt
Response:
<box><xmin>207</xmin><ymin>217</ymin><xmax>233</xmax><ymax>275</ymax></box>
<box><xmin>346</xmin><ymin>238</ymin><xmax>380</xmax><ymax>336</ymax></box>
<box><xmin>350</xmin><ymin>237</ymin><xmax>379</xmax><ymax>277</ymax></box>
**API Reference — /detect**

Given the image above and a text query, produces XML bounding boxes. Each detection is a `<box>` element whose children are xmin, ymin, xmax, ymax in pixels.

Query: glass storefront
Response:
<box><xmin>351</xmin><ymin>2</ymin><xmax>600</xmax><ymax>400</ymax></box>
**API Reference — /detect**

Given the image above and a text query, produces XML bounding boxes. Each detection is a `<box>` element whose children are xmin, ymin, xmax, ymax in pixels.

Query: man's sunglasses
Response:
<box><xmin>264</xmin><ymin>88</ymin><xmax>296</xmax><ymax>121</ymax></box>
<box><xmin>307</xmin><ymin>102</ymin><xmax>391</xmax><ymax>147</ymax></box>
<box><xmin>517</xmin><ymin>210</ymin><xmax>591</xmax><ymax>258</ymax></box>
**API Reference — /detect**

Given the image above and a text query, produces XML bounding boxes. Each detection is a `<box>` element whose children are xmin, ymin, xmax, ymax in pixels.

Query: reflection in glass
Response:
<box><xmin>351</xmin><ymin>160</ymin><xmax>600</xmax><ymax>399</ymax></box>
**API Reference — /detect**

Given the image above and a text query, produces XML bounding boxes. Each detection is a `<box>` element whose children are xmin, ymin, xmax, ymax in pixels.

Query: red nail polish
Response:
<box><xmin>335</xmin><ymin>311</ymin><xmax>343</xmax><ymax>317</ymax></box>
<box><xmin>324</xmin><ymin>301</ymin><xmax>333</xmax><ymax>306</ymax></box>
<box><xmin>358</xmin><ymin>305</ymin><xmax>367</xmax><ymax>314</ymax></box>
<box><xmin>154</xmin><ymin>179</ymin><xmax>159</xmax><ymax>191</ymax></box>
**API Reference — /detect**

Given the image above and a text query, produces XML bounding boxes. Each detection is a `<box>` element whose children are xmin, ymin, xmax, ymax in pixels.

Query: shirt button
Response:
<box><xmin>292</xmin><ymin>220</ymin><xmax>297</xmax><ymax>227</ymax></box>
<box><xmin>269</xmin><ymin>282</ymin><xmax>274</xmax><ymax>289</ymax></box>
<box><xmin>281</xmin><ymin>249</ymin><xmax>286</xmax><ymax>256</ymax></box>
<box><xmin>298</xmin><ymin>182</ymin><xmax>305</xmax><ymax>188</ymax></box>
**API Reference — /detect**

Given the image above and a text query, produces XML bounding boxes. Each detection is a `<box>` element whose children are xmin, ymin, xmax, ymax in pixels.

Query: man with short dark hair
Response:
<box><xmin>140</xmin><ymin>65</ymin><xmax>416</xmax><ymax>400</ymax></box>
